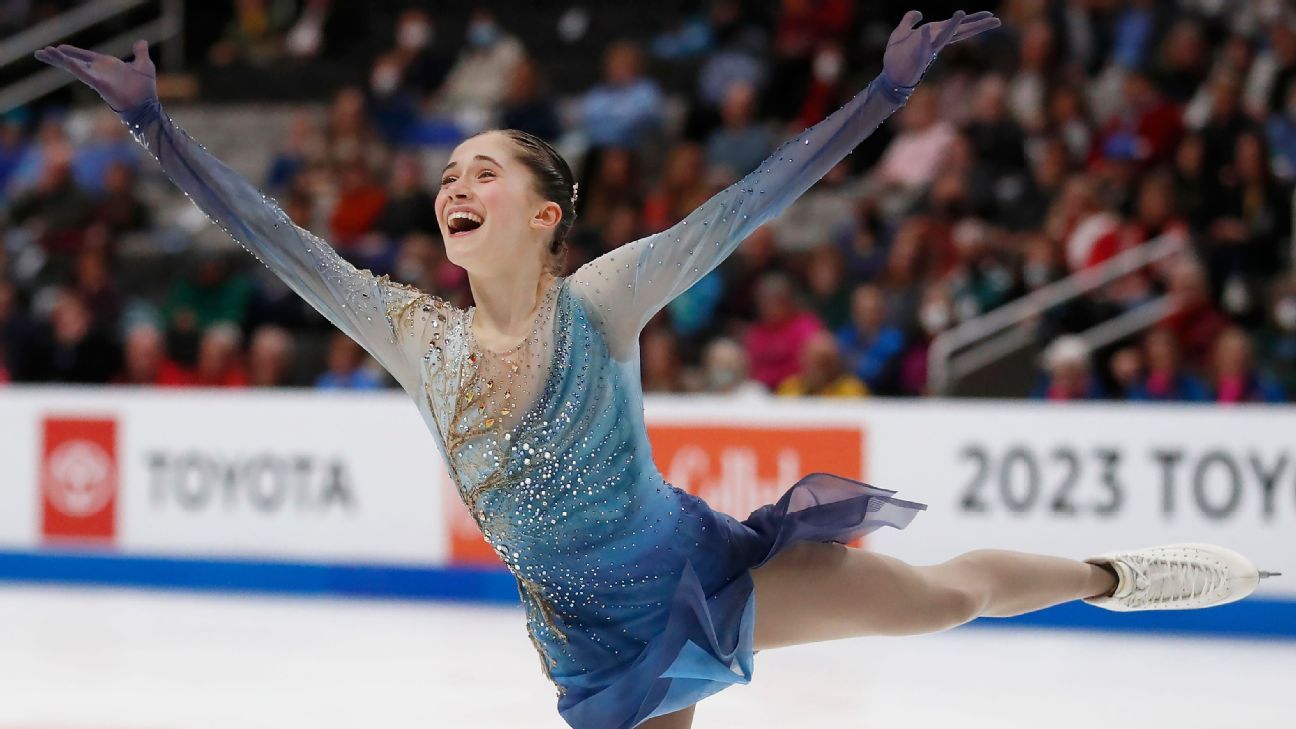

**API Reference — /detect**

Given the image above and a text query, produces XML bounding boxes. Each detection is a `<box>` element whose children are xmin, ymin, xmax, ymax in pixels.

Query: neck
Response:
<box><xmin>468</xmin><ymin>264</ymin><xmax>554</xmax><ymax>345</ymax></box>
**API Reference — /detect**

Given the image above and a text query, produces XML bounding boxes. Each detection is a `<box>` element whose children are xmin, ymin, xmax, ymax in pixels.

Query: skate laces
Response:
<box><xmin>1121</xmin><ymin>554</ymin><xmax>1227</xmax><ymax>607</ymax></box>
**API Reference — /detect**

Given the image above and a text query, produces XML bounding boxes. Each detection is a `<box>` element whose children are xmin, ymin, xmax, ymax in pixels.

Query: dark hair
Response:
<box><xmin>491</xmin><ymin>129</ymin><xmax>578</xmax><ymax>274</ymax></box>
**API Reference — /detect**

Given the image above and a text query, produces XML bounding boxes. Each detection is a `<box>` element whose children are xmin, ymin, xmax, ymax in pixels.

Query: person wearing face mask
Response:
<box><xmin>391</xmin><ymin>9</ymin><xmax>451</xmax><ymax>95</ymax></box>
<box><xmin>437</xmin><ymin>10</ymin><xmax>525</xmax><ymax>125</ymax></box>
<box><xmin>698</xmin><ymin>337</ymin><xmax>767</xmax><ymax>397</ymax></box>
<box><xmin>897</xmin><ymin>282</ymin><xmax>953</xmax><ymax>396</ymax></box>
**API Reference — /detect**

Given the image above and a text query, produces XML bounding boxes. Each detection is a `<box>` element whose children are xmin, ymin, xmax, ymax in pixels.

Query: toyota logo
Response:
<box><xmin>43</xmin><ymin>439</ymin><xmax>117</xmax><ymax>517</ymax></box>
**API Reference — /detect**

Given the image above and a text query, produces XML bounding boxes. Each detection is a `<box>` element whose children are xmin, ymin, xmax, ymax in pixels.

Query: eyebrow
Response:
<box><xmin>442</xmin><ymin>155</ymin><xmax>503</xmax><ymax>174</ymax></box>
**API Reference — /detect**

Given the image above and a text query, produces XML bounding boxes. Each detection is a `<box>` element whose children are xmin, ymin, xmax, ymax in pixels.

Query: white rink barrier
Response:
<box><xmin>1</xmin><ymin>387</ymin><xmax>1292</xmax><ymax>637</ymax></box>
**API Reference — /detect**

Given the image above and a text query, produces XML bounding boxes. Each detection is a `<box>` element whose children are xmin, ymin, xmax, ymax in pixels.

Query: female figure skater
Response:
<box><xmin>38</xmin><ymin>11</ymin><xmax>1275</xmax><ymax>728</ymax></box>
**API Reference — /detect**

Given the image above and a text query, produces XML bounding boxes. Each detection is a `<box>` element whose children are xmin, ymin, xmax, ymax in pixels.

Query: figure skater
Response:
<box><xmin>38</xmin><ymin>11</ymin><xmax>1278</xmax><ymax>729</ymax></box>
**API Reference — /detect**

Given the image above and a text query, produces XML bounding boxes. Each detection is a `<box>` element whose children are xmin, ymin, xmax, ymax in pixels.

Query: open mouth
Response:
<box><xmin>447</xmin><ymin>210</ymin><xmax>484</xmax><ymax>236</ymax></box>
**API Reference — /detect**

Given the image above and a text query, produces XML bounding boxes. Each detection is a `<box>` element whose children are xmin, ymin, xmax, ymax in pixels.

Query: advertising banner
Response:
<box><xmin>2</xmin><ymin>389</ymin><xmax>1293</xmax><ymax>611</ymax></box>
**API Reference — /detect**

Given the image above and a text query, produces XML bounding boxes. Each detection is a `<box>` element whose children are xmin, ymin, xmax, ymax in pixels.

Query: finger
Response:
<box><xmin>933</xmin><ymin>10</ymin><xmax>966</xmax><ymax>48</ymax></box>
<box><xmin>959</xmin><ymin>10</ymin><xmax>995</xmax><ymax>24</ymax></box>
<box><xmin>900</xmin><ymin>9</ymin><xmax>922</xmax><ymax>29</ymax></box>
<box><xmin>132</xmin><ymin>39</ymin><xmax>150</xmax><ymax>65</ymax></box>
<box><xmin>35</xmin><ymin>45</ymin><xmax>76</xmax><ymax>71</ymax></box>
<box><xmin>54</xmin><ymin>44</ymin><xmax>99</xmax><ymax>64</ymax></box>
<box><xmin>40</xmin><ymin>47</ymin><xmax>97</xmax><ymax>85</ymax></box>
<box><xmin>950</xmin><ymin>16</ymin><xmax>1002</xmax><ymax>43</ymax></box>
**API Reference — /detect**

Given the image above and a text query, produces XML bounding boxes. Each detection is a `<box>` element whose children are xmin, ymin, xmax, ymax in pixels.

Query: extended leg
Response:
<box><xmin>638</xmin><ymin>705</ymin><xmax>695</xmax><ymax>729</ymax></box>
<box><xmin>751</xmin><ymin>543</ymin><xmax>1116</xmax><ymax>650</ymax></box>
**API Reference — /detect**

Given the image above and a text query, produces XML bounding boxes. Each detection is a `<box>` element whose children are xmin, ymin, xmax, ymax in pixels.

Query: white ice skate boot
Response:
<box><xmin>1083</xmin><ymin>543</ymin><xmax>1280</xmax><ymax>612</ymax></box>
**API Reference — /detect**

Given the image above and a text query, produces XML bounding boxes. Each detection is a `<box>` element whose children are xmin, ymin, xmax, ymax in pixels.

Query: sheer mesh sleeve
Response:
<box><xmin>120</xmin><ymin>99</ymin><xmax>444</xmax><ymax>393</ymax></box>
<box><xmin>569</xmin><ymin>71</ymin><xmax>913</xmax><ymax>358</ymax></box>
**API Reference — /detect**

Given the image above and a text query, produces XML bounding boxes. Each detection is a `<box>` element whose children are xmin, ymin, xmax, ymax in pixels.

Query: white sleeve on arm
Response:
<box><xmin>568</xmin><ymin>71</ymin><xmax>914</xmax><ymax>358</ymax></box>
<box><xmin>121</xmin><ymin>99</ymin><xmax>443</xmax><ymax>393</ymax></box>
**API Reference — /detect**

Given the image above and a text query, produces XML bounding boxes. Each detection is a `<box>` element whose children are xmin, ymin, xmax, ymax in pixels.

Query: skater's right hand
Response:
<box><xmin>882</xmin><ymin>10</ymin><xmax>1000</xmax><ymax>88</ymax></box>
<box><xmin>35</xmin><ymin>40</ymin><xmax>157</xmax><ymax>113</ymax></box>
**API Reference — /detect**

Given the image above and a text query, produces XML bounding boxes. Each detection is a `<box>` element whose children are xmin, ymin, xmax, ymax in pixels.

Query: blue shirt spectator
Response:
<box><xmin>581</xmin><ymin>41</ymin><xmax>663</xmax><ymax>148</ymax></box>
<box><xmin>835</xmin><ymin>285</ymin><xmax>906</xmax><ymax>394</ymax></box>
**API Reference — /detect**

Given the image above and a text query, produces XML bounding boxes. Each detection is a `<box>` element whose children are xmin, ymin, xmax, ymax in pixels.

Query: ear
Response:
<box><xmin>530</xmin><ymin>200</ymin><xmax>563</xmax><ymax>234</ymax></box>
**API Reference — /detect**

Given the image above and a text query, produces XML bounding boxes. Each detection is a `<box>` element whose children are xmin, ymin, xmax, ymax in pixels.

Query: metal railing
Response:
<box><xmin>928</xmin><ymin>233</ymin><xmax>1188</xmax><ymax>395</ymax></box>
<box><xmin>0</xmin><ymin>0</ymin><xmax>183</xmax><ymax>114</ymax></box>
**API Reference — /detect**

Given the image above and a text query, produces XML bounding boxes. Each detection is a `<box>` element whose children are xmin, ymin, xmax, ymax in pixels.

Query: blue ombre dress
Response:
<box><xmin>121</xmin><ymin>71</ymin><xmax>926</xmax><ymax>728</ymax></box>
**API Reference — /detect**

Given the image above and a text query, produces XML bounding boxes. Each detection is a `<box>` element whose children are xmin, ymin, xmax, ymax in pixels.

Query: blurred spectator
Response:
<box><xmin>71</xmin><ymin>111</ymin><xmax>138</xmax><ymax>195</ymax></box>
<box><xmin>438</xmin><ymin>10</ymin><xmax>525</xmax><ymax>120</ymax></box>
<box><xmin>705</xmin><ymin>81</ymin><xmax>773</xmax><ymax>180</ymax></box>
<box><xmin>388</xmin><ymin>9</ymin><xmax>451</xmax><ymax>94</ymax></box>
<box><xmin>698</xmin><ymin>337</ymin><xmax>766</xmax><ymax>396</ymax></box>
<box><xmin>1267</xmin><ymin>78</ymin><xmax>1296</xmax><ymax>180</ymax></box>
<box><xmin>1030</xmin><ymin>335</ymin><xmax>1103</xmax><ymax>401</ymax></box>
<box><xmin>1209</xmin><ymin>326</ymin><xmax>1286</xmax><ymax>403</ymax></box>
<box><xmin>247</xmin><ymin>325</ymin><xmax>296</xmax><ymax>387</ymax></box>
<box><xmin>1007</xmin><ymin>20</ymin><xmax>1056</xmax><ymax>132</ymax></box>
<box><xmin>71</xmin><ymin>249</ymin><xmax>122</xmax><ymax>334</ymax></box>
<box><xmin>265</xmin><ymin>111</ymin><xmax>323</xmax><ymax>192</ymax></box>
<box><xmin>113</xmin><ymin>323</ymin><xmax>195</xmax><ymax>386</ymax></box>
<box><xmin>500</xmin><ymin>58</ymin><xmax>561</xmax><ymax>142</ymax></box>
<box><xmin>1127</xmin><ymin>327</ymin><xmax>1210</xmax><ymax>402</ymax></box>
<box><xmin>6</xmin><ymin>146</ymin><xmax>94</xmax><ymax>256</ymax></box>
<box><xmin>193</xmin><ymin>323</ymin><xmax>250</xmax><ymax>388</ymax></box>
<box><xmin>581</xmin><ymin>41</ymin><xmax>664</xmax><ymax>149</ymax></box>
<box><xmin>872</xmin><ymin>87</ymin><xmax>956</xmax><ymax>203</ymax></box>
<box><xmin>163</xmin><ymin>255</ymin><xmax>254</xmax><ymax>362</ymax></box>
<box><xmin>0</xmin><ymin>113</ymin><xmax>27</xmax><ymax>197</ymax></box>
<box><xmin>642</xmin><ymin>327</ymin><xmax>688</xmax><ymax>393</ymax></box>
<box><xmin>0</xmin><ymin>280</ymin><xmax>31</xmax><ymax>379</ymax></box>
<box><xmin>208</xmin><ymin>0</ymin><xmax>295</xmax><ymax>68</ymax></box>
<box><xmin>1106</xmin><ymin>345</ymin><xmax>1144</xmax><ymax>400</ymax></box>
<box><xmin>643</xmin><ymin>143</ymin><xmax>711</xmax><ymax>231</ymax></box>
<box><xmin>329</xmin><ymin>160</ymin><xmax>388</xmax><ymax>248</ymax></box>
<box><xmin>90</xmin><ymin>162</ymin><xmax>150</xmax><ymax>240</ymax></box>
<box><xmin>1093</xmin><ymin>69</ymin><xmax>1182</xmax><ymax>168</ymax></box>
<box><xmin>19</xmin><ymin>290</ymin><xmax>119</xmax><ymax>383</ymax></box>
<box><xmin>804</xmin><ymin>245</ymin><xmax>850</xmax><ymax>329</ymax></box>
<box><xmin>1206</xmin><ymin>131</ymin><xmax>1290</xmax><ymax>301</ymax></box>
<box><xmin>316</xmin><ymin>331</ymin><xmax>383</xmax><ymax>390</ymax></box>
<box><xmin>745</xmin><ymin>273</ymin><xmax>822</xmax><ymax>389</ymax></box>
<box><xmin>1163</xmin><ymin>257</ymin><xmax>1229</xmax><ymax>367</ymax></box>
<box><xmin>375</xmin><ymin>153</ymin><xmax>437</xmax><ymax>242</ymax></box>
<box><xmin>898</xmin><ymin>283</ymin><xmax>955</xmax><ymax>397</ymax></box>
<box><xmin>776</xmin><ymin>331</ymin><xmax>867</xmax><ymax>398</ymax></box>
<box><xmin>836</xmin><ymin>284</ymin><xmax>906</xmax><ymax>395</ymax></box>
<box><xmin>579</xmin><ymin>149</ymin><xmax>643</xmax><ymax>241</ymax></box>
<box><xmin>771</xmin><ymin>160</ymin><xmax>854</xmax><ymax>252</ymax></box>
<box><xmin>1258</xmin><ymin>277</ymin><xmax>1296</xmax><ymax>396</ymax></box>
<box><xmin>5</xmin><ymin>117</ymin><xmax>70</xmax><ymax>197</ymax></box>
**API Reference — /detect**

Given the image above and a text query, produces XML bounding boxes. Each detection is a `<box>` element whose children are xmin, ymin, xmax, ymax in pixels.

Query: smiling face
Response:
<box><xmin>435</xmin><ymin>131</ymin><xmax>562</xmax><ymax>279</ymax></box>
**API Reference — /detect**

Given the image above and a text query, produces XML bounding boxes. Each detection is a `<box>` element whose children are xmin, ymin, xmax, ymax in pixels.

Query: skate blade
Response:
<box><xmin>1258</xmin><ymin>571</ymin><xmax>1282</xmax><ymax>579</ymax></box>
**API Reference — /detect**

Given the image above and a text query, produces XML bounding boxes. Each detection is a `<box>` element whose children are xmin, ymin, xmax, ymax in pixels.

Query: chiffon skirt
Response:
<box><xmin>556</xmin><ymin>472</ymin><xmax>927</xmax><ymax>728</ymax></box>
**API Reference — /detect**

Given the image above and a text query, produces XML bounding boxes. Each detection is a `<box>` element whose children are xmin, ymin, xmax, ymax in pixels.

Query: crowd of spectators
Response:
<box><xmin>2</xmin><ymin>0</ymin><xmax>1295</xmax><ymax>404</ymax></box>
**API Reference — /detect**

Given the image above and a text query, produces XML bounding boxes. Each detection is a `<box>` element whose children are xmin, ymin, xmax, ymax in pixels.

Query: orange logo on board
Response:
<box><xmin>444</xmin><ymin>424</ymin><xmax>867</xmax><ymax>566</ymax></box>
<box><xmin>647</xmin><ymin>425</ymin><xmax>866</xmax><ymax>518</ymax></box>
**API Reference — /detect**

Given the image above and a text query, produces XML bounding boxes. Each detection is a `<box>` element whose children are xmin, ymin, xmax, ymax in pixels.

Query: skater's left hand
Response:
<box><xmin>34</xmin><ymin>40</ymin><xmax>157</xmax><ymax>113</ymax></box>
<box><xmin>883</xmin><ymin>10</ymin><xmax>1000</xmax><ymax>88</ymax></box>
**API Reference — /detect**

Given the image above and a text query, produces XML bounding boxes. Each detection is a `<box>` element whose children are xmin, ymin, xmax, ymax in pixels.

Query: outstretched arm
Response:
<box><xmin>36</xmin><ymin>41</ymin><xmax>442</xmax><ymax>393</ymax></box>
<box><xmin>568</xmin><ymin>10</ymin><xmax>999</xmax><ymax>358</ymax></box>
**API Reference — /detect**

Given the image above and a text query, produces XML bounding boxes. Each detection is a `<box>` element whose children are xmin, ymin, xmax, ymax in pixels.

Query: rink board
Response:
<box><xmin>1</xmin><ymin>387</ymin><xmax>1294</xmax><ymax>638</ymax></box>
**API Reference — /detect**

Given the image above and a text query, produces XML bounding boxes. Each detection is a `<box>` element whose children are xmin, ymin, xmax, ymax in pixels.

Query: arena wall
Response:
<box><xmin>1</xmin><ymin>387</ymin><xmax>1292</xmax><ymax>637</ymax></box>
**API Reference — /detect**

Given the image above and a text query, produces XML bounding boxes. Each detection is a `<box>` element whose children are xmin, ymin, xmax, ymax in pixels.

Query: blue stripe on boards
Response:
<box><xmin>0</xmin><ymin>549</ymin><xmax>1292</xmax><ymax>640</ymax></box>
